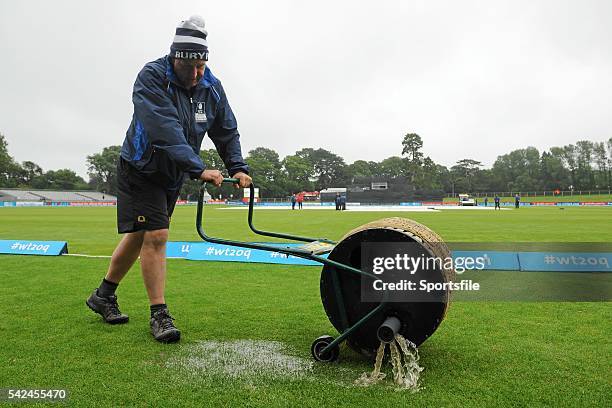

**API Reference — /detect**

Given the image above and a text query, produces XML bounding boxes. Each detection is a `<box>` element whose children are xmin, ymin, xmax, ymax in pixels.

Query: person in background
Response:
<box><xmin>297</xmin><ymin>193</ymin><xmax>303</xmax><ymax>209</ymax></box>
<box><xmin>291</xmin><ymin>193</ymin><xmax>297</xmax><ymax>210</ymax></box>
<box><xmin>515</xmin><ymin>194</ymin><xmax>520</xmax><ymax>209</ymax></box>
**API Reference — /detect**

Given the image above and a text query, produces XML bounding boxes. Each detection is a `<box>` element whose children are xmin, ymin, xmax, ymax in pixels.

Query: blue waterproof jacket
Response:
<box><xmin>120</xmin><ymin>56</ymin><xmax>249</xmax><ymax>190</ymax></box>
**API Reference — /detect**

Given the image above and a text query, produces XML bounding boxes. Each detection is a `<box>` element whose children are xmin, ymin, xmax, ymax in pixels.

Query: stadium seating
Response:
<box><xmin>0</xmin><ymin>190</ymin><xmax>44</xmax><ymax>201</ymax></box>
<box><xmin>0</xmin><ymin>189</ymin><xmax>117</xmax><ymax>202</ymax></box>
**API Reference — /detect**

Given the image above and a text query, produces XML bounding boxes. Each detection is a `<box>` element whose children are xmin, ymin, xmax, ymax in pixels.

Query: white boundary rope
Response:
<box><xmin>61</xmin><ymin>254</ymin><xmax>184</xmax><ymax>259</ymax></box>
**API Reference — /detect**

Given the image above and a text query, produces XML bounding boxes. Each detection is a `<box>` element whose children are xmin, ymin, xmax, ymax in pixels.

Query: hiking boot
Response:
<box><xmin>150</xmin><ymin>308</ymin><xmax>181</xmax><ymax>343</ymax></box>
<box><xmin>86</xmin><ymin>290</ymin><xmax>129</xmax><ymax>324</ymax></box>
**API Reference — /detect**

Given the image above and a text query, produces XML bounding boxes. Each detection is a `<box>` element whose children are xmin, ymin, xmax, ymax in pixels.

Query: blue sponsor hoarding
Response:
<box><xmin>518</xmin><ymin>252</ymin><xmax>612</xmax><ymax>272</ymax></box>
<box><xmin>0</xmin><ymin>240</ymin><xmax>68</xmax><ymax>256</ymax></box>
<box><xmin>166</xmin><ymin>241</ymin><xmax>195</xmax><ymax>258</ymax></box>
<box><xmin>451</xmin><ymin>250</ymin><xmax>520</xmax><ymax>271</ymax></box>
<box><xmin>166</xmin><ymin>241</ymin><xmax>305</xmax><ymax>258</ymax></box>
<box><xmin>168</xmin><ymin>242</ymin><xmax>612</xmax><ymax>272</ymax></box>
<box><xmin>257</xmin><ymin>202</ymin><xmax>290</xmax><ymax>207</ymax></box>
<box><xmin>185</xmin><ymin>242</ymin><xmax>327</xmax><ymax>265</ymax></box>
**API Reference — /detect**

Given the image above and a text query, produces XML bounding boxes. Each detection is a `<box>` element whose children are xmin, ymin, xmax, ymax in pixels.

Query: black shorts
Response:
<box><xmin>116</xmin><ymin>158</ymin><xmax>181</xmax><ymax>233</ymax></box>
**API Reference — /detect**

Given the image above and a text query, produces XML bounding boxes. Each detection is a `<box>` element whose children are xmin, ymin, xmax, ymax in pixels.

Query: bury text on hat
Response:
<box><xmin>174</xmin><ymin>50</ymin><xmax>208</xmax><ymax>60</ymax></box>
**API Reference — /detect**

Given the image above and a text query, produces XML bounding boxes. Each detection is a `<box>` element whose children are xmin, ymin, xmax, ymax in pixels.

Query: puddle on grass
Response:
<box><xmin>166</xmin><ymin>340</ymin><xmax>314</xmax><ymax>383</ymax></box>
<box><xmin>165</xmin><ymin>337</ymin><xmax>423</xmax><ymax>392</ymax></box>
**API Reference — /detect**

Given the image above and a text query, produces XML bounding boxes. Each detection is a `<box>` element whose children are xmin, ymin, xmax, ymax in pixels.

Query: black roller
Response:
<box><xmin>320</xmin><ymin>217</ymin><xmax>454</xmax><ymax>357</ymax></box>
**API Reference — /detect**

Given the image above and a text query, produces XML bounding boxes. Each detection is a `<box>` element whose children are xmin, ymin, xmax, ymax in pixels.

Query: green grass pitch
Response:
<box><xmin>0</xmin><ymin>206</ymin><xmax>611</xmax><ymax>407</ymax></box>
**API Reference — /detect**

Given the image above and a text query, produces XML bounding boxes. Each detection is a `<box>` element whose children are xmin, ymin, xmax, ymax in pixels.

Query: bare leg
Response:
<box><xmin>105</xmin><ymin>231</ymin><xmax>145</xmax><ymax>283</ymax></box>
<box><xmin>139</xmin><ymin>229</ymin><xmax>169</xmax><ymax>306</ymax></box>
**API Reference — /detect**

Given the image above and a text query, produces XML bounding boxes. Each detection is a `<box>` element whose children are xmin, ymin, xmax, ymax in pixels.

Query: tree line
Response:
<box><xmin>1</xmin><ymin>132</ymin><xmax>611</xmax><ymax>198</ymax></box>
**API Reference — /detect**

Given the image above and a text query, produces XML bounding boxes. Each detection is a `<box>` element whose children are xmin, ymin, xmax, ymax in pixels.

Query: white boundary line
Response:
<box><xmin>63</xmin><ymin>253</ymin><xmax>111</xmax><ymax>258</ymax></box>
<box><xmin>62</xmin><ymin>253</ymin><xmax>185</xmax><ymax>259</ymax></box>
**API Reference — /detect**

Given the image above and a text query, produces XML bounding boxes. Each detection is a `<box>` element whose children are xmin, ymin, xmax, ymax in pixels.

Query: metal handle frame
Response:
<box><xmin>196</xmin><ymin>178</ymin><xmax>389</xmax><ymax>355</ymax></box>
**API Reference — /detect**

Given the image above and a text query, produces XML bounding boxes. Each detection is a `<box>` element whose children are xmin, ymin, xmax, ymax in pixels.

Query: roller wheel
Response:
<box><xmin>319</xmin><ymin>217</ymin><xmax>454</xmax><ymax>357</ymax></box>
<box><xmin>311</xmin><ymin>335</ymin><xmax>340</xmax><ymax>362</ymax></box>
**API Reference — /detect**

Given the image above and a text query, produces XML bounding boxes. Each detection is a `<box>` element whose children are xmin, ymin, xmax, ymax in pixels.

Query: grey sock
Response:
<box><xmin>150</xmin><ymin>303</ymin><xmax>167</xmax><ymax>317</ymax></box>
<box><xmin>97</xmin><ymin>278</ymin><xmax>118</xmax><ymax>298</ymax></box>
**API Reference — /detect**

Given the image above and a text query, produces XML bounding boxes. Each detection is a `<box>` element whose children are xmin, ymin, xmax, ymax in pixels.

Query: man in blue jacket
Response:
<box><xmin>86</xmin><ymin>16</ymin><xmax>251</xmax><ymax>343</ymax></box>
<box><xmin>514</xmin><ymin>194</ymin><xmax>520</xmax><ymax>209</ymax></box>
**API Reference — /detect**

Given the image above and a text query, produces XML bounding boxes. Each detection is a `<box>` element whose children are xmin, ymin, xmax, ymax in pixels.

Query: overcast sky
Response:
<box><xmin>1</xmin><ymin>0</ymin><xmax>611</xmax><ymax>178</ymax></box>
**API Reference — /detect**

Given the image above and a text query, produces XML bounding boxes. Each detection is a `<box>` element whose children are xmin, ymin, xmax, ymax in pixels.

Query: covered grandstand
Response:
<box><xmin>0</xmin><ymin>189</ymin><xmax>117</xmax><ymax>203</ymax></box>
